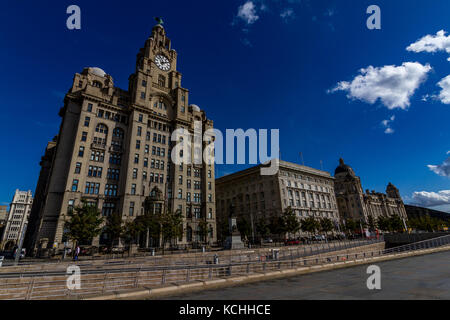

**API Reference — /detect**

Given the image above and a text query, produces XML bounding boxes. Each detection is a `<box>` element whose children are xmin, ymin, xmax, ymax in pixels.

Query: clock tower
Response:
<box><xmin>27</xmin><ymin>19</ymin><xmax>217</xmax><ymax>252</ymax></box>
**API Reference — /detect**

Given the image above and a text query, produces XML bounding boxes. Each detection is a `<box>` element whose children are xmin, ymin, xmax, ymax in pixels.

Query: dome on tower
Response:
<box><xmin>87</xmin><ymin>67</ymin><xmax>106</xmax><ymax>77</ymax></box>
<box><xmin>334</xmin><ymin>158</ymin><xmax>356</xmax><ymax>177</ymax></box>
<box><xmin>190</xmin><ymin>104</ymin><xmax>201</xmax><ymax>112</ymax></box>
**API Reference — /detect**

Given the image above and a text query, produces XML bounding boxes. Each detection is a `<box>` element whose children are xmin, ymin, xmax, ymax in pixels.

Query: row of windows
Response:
<box><xmin>71</xmin><ymin>179</ymin><xmax>118</xmax><ymax>196</ymax></box>
<box><xmin>95</xmin><ymin>108</ymin><xmax>128</xmax><ymax>124</ymax></box>
<box><xmin>283</xmin><ymin>179</ymin><xmax>332</xmax><ymax>193</ymax></box>
<box><xmin>280</xmin><ymin>171</ymin><xmax>332</xmax><ymax>186</ymax></box>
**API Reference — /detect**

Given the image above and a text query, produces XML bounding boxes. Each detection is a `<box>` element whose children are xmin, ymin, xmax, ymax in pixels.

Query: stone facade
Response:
<box><xmin>334</xmin><ymin>158</ymin><xmax>407</xmax><ymax>225</ymax></box>
<box><xmin>1</xmin><ymin>190</ymin><xmax>33</xmax><ymax>250</ymax></box>
<box><xmin>27</xmin><ymin>23</ymin><xmax>216</xmax><ymax>251</ymax></box>
<box><xmin>215</xmin><ymin>160</ymin><xmax>339</xmax><ymax>241</ymax></box>
<box><xmin>0</xmin><ymin>205</ymin><xmax>8</xmax><ymax>242</ymax></box>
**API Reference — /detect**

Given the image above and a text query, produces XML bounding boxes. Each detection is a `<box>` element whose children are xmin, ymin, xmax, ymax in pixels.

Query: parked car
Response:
<box><xmin>313</xmin><ymin>235</ymin><xmax>325</xmax><ymax>241</ymax></box>
<box><xmin>284</xmin><ymin>239</ymin><xmax>300</xmax><ymax>246</ymax></box>
<box><xmin>263</xmin><ymin>238</ymin><xmax>273</xmax><ymax>243</ymax></box>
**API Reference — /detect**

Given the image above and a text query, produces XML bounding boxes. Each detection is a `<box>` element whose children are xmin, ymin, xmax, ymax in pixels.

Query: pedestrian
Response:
<box><xmin>74</xmin><ymin>245</ymin><xmax>80</xmax><ymax>261</ymax></box>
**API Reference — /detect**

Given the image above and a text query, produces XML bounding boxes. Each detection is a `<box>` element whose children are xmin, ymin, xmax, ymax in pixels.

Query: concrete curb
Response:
<box><xmin>83</xmin><ymin>245</ymin><xmax>450</xmax><ymax>300</ymax></box>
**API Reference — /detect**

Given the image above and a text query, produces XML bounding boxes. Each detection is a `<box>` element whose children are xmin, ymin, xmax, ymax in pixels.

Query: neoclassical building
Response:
<box><xmin>25</xmin><ymin>22</ymin><xmax>216</xmax><ymax>252</ymax></box>
<box><xmin>334</xmin><ymin>158</ymin><xmax>407</xmax><ymax>226</ymax></box>
<box><xmin>215</xmin><ymin>160</ymin><xmax>339</xmax><ymax>241</ymax></box>
<box><xmin>1</xmin><ymin>190</ymin><xmax>33</xmax><ymax>250</ymax></box>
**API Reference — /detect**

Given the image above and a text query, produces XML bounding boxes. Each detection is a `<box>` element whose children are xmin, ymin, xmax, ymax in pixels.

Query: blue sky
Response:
<box><xmin>0</xmin><ymin>0</ymin><xmax>449</xmax><ymax>211</ymax></box>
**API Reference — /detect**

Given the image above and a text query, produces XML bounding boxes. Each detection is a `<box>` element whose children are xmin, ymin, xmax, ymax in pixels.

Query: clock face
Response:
<box><xmin>155</xmin><ymin>54</ymin><xmax>171</xmax><ymax>71</ymax></box>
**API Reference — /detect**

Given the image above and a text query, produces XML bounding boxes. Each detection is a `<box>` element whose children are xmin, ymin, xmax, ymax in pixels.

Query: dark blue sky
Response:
<box><xmin>0</xmin><ymin>0</ymin><xmax>449</xmax><ymax>211</ymax></box>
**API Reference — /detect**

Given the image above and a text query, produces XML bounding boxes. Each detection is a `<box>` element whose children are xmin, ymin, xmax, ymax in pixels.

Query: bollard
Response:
<box><xmin>0</xmin><ymin>256</ymin><xmax>3</xmax><ymax>267</ymax></box>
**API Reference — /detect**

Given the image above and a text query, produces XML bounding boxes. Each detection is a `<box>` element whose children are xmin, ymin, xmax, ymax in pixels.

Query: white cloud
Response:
<box><xmin>329</xmin><ymin>62</ymin><xmax>432</xmax><ymax>110</ymax></box>
<box><xmin>412</xmin><ymin>190</ymin><xmax>450</xmax><ymax>207</ymax></box>
<box><xmin>436</xmin><ymin>75</ymin><xmax>450</xmax><ymax>104</ymax></box>
<box><xmin>237</xmin><ymin>1</ymin><xmax>260</xmax><ymax>25</ymax></box>
<box><xmin>381</xmin><ymin>115</ymin><xmax>395</xmax><ymax>134</ymax></box>
<box><xmin>427</xmin><ymin>155</ymin><xmax>450</xmax><ymax>177</ymax></box>
<box><xmin>407</xmin><ymin>30</ymin><xmax>450</xmax><ymax>55</ymax></box>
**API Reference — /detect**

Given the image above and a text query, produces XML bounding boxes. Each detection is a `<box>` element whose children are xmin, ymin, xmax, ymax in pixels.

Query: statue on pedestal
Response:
<box><xmin>224</xmin><ymin>204</ymin><xmax>245</xmax><ymax>250</ymax></box>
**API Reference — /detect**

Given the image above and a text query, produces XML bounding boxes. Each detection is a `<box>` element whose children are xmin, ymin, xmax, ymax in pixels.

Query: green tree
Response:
<box><xmin>197</xmin><ymin>219</ymin><xmax>209</xmax><ymax>244</ymax></box>
<box><xmin>66</xmin><ymin>201</ymin><xmax>104</xmax><ymax>247</ymax></box>
<box><xmin>136</xmin><ymin>212</ymin><xmax>161</xmax><ymax>247</ymax></box>
<box><xmin>237</xmin><ymin>217</ymin><xmax>252</xmax><ymax>241</ymax></box>
<box><xmin>389</xmin><ymin>215</ymin><xmax>404</xmax><ymax>233</ymax></box>
<box><xmin>320</xmin><ymin>218</ymin><xmax>334</xmax><ymax>234</ymax></box>
<box><xmin>283</xmin><ymin>207</ymin><xmax>300</xmax><ymax>237</ymax></box>
<box><xmin>121</xmin><ymin>219</ymin><xmax>140</xmax><ymax>256</ymax></box>
<box><xmin>104</xmin><ymin>212</ymin><xmax>124</xmax><ymax>248</ymax></box>
<box><xmin>377</xmin><ymin>216</ymin><xmax>391</xmax><ymax>232</ymax></box>
<box><xmin>301</xmin><ymin>217</ymin><xmax>320</xmax><ymax>235</ymax></box>
<box><xmin>256</xmin><ymin>218</ymin><xmax>270</xmax><ymax>239</ymax></box>
<box><xmin>367</xmin><ymin>216</ymin><xmax>376</xmax><ymax>232</ymax></box>
<box><xmin>268</xmin><ymin>215</ymin><xmax>287</xmax><ymax>240</ymax></box>
<box><xmin>160</xmin><ymin>209</ymin><xmax>183</xmax><ymax>249</ymax></box>
<box><xmin>344</xmin><ymin>218</ymin><xmax>358</xmax><ymax>233</ymax></box>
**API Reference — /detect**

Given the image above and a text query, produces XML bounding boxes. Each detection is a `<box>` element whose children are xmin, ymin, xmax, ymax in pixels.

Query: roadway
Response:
<box><xmin>161</xmin><ymin>250</ymin><xmax>450</xmax><ymax>300</ymax></box>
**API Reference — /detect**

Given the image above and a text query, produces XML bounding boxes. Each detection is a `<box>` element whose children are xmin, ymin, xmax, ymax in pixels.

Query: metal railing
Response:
<box><xmin>0</xmin><ymin>239</ymin><xmax>381</xmax><ymax>276</ymax></box>
<box><xmin>0</xmin><ymin>235</ymin><xmax>447</xmax><ymax>300</ymax></box>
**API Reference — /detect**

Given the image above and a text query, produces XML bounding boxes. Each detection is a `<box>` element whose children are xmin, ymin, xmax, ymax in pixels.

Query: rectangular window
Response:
<box><xmin>136</xmin><ymin>140</ymin><xmax>141</xmax><ymax>149</ymax></box>
<box><xmin>71</xmin><ymin>179</ymin><xmax>79</xmax><ymax>192</ymax></box>
<box><xmin>137</xmin><ymin>126</ymin><xmax>142</xmax><ymax>136</ymax></box>
<box><xmin>208</xmin><ymin>208</ymin><xmax>213</xmax><ymax>219</ymax></box>
<box><xmin>79</xmin><ymin>146</ymin><xmax>85</xmax><ymax>157</ymax></box>
<box><xmin>81</xmin><ymin>132</ymin><xmax>87</xmax><ymax>142</ymax></box>
<box><xmin>131</xmin><ymin>184</ymin><xmax>136</xmax><ymax>195</ymax></box>
<box><xmin>134</xmin><ymin>154</ymin><xmax>139</xmax><ymax>164</ymax></box>
<box><xmin>129</xmin><ymin>202</ymin><xmax>135</xmax><ymax>216</ymax></box>
<box><xmin>84</xmin><ymin>116</ymin><xmax>90</xmax><ymax>127</ymax></box>
<box><xmin>140</xmin><ymin>92</ymin><xmax>146</xmax><ymax>99</ymax></box>
<box><xmin>75</xmin><ymin>162</ymin><xmax>82</xmax><ymax>174</ymax></box>
<box><xmin>87</xmin><ymin>103</ymin><xmax>93</xmax><ymax>112</ymax></box>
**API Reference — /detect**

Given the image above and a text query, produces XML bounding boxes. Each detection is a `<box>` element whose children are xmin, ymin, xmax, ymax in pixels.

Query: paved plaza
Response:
<box><xmin>162</xmin><ymin>251</ymin><xmax>450</xmax><ymax>300</ymax></box>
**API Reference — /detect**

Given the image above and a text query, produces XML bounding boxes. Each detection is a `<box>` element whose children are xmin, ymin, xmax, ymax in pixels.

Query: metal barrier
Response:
<box><xmin>1</xmin><ymin>235</ymin><xmax>447</xmax><ymax>300</ymax></box>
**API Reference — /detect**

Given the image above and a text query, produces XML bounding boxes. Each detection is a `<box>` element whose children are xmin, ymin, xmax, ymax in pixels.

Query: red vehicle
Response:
<box><xmin>284</xmin><ymin>239</ymin><xmax>300</xmax><ymax>246</ymax></box>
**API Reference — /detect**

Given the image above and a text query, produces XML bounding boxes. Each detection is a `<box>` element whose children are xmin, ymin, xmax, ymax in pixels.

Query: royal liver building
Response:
<box><xmin>25</xmin><ymin>22</ymin><xmax>217</xmax><ymax>253</ymax></box>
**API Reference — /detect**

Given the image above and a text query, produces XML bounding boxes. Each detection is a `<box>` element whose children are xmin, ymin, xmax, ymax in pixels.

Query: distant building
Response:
<box><xmin>1</xmin><ymin>190</ymin><xmax>33</xmax><ymax>250</ymax></box>
<box><xmin>405</xmin><ymin>205</ymin><xmax>450</xmax><ymax>221</ymax></box>
<box><xmin>334</xmin><ymin>158</ymin><xmax>407</xmax><ymax>226</ymax></box>
<box><xmin>0</xmin><ymin>205</ymin><xmax>8</xmax><ymax>241</ymax></box>
<box><xmin>215</xmin><ymin>160</ymin><xmax>339</xmax><ymax>242</ymax></box>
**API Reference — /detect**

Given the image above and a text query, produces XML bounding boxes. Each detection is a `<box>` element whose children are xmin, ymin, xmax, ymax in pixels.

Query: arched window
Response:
<box><xmin>95</xmin><ymin>123</ymin><xmax>108</xmax><ymax>134</ymax></box>
<box><xmin>93</xmin><ymin>81</ymin><xmax>103</xmax><ymax>88</ymax></box>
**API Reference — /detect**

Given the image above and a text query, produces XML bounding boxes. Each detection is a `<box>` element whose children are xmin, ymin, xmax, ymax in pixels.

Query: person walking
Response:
<box><xmin>74</xmin><ymin>246</ymin><xmax>80</xmax><ymax>261</ymax></box>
